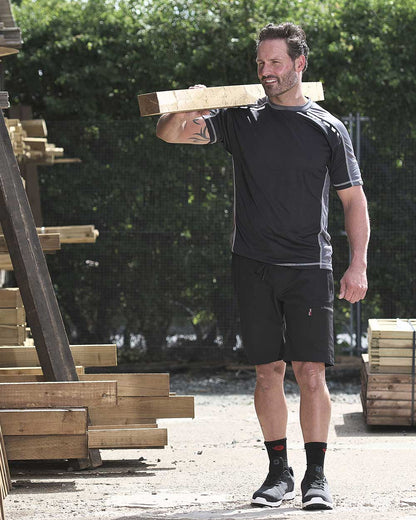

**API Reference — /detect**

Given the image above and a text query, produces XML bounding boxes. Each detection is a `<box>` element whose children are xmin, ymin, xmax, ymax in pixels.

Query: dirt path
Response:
<box><xmin>6</xmin><ymin>374</ymin><xmax>416</xmax><ymax>520</ymax></box>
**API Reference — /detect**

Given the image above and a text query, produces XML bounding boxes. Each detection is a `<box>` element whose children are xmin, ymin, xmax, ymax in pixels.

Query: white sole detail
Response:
<box><xmin>251</xmin><ymin>491</ymin><xmax>296</xmax><ymax>508</ymax></box>
<box><xmin>302</xmin><ymin>496</ymin><xmax>333</xmax><ymax>510</ymax></box>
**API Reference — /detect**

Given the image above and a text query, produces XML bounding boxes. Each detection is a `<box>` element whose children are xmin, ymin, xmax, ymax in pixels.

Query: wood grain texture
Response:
<box><xmin>138</xmin><ymin>82</ymin><xmax>324</xmax><ymax>116</ymax></box>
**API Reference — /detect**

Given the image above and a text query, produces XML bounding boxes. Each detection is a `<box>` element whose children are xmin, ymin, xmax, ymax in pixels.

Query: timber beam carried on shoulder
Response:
<box><xmin>138</xmin><ymin>82</ymin><xmax>324</xmax><ymax>117</ymax></box>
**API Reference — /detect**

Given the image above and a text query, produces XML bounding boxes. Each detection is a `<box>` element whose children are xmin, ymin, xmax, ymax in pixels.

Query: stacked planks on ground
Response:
<box><xmin>361</xmin><ymin>353</ymin><xmax>415</xmax><ymax>426</ymax></box>
<box><xmin>368</xmin><ymin>318</ymin><xmax>416</xmax><ymax>374</ymax></box>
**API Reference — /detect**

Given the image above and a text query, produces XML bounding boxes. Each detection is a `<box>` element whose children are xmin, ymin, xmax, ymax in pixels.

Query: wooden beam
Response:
<box><xmin>88</xmin><ymin>427</ymin><xmax>167</xmax><ymax>449</ymax></box>
<box><xmin>0</xmin><ymin>308</ymin><xmax>25</xmax><ymax>325</ymax></box>
<box><xmin>0</xmin><ymin>288</ymin><xmax>22</xmax><ymax>308</ymax></box>
<box><xmin>80</xmin><ymin>373</ymin><xmax>170</xmax><ymax>397</ymax></box>
<box><xmin>4</xmin><ymin>434</ymin><xmax>88</xmax><ymax>460</ymax></box>
<box><xmin>36</xmin><ymin>225</ymin><xmax>99</xmax><ymax>244</ymax></box>
<box><xmin>0</xmin><ymin>232</ymin><xmax>60</xmax><ymax>253</ymax></box>
<box><xmin>138</xmin><ymin>82</ymin><xmax>324</xmax><ymax>116</ymax></box>
<box><xmin>0</xmin><ymin>344</ymin><xmax>117</xmax><ymax>368</ymax></box>
<box><xmin>19</xmin><ymin>119</ymin><xmax>47</xmax><ymax>138</ymax></box>
<box><xmin>0</xmin><ymin>366</ymin><xmax>85</xmax><ymax>376</ymax></box>
<box><xmin>88</xmin><ymin>395</ymin><xmax>195</xmax><ymax>425</ymax></box>
<box><xmin>0</xmin><ymin>325</ymin><xmax>26</xmax><ymax>345</ymax></box>
<box><xmin>0</xmin><ymin>381</ymin><xmax>117</xmax><ymax>408</ymax></box>
<box><xmin>0</xmin><ymin>408</ymin><xmax>88</xmax><ymax>435</ymax></box>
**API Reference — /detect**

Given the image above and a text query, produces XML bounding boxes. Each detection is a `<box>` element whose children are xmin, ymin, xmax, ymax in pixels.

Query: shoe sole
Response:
<box><xmin>251</xmin><ymin>491</ymin><xmax>296</xmax><ymax>508</ymax></box>
<box><xmin>302</xmin><ymin>497</ymin><xmax>333</xmax><ymax>510</ymax></box>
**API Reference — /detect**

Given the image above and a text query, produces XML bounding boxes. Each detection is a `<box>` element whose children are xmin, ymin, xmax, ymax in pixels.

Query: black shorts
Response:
<box><xmin>232</xmin><ymin>254</ymin><xmax>334</xmax><ymax>366</ymax></box>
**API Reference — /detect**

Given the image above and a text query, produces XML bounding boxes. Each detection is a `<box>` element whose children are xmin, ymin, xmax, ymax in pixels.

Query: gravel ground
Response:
<box><xmin>5</xmin><ymin>369</ymin><xmax>416</xmax><ymax>520</ymax></box>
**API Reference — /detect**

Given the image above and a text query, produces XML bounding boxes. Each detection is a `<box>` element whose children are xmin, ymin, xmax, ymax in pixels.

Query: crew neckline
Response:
<box><xmin>267</xmin><ymin>97</ymin><xmax>313</xmax><ymax>112</ymax></box>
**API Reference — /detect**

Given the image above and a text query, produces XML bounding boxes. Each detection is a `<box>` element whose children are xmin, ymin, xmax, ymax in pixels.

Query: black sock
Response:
<box><xmin>305</xmin><ymin>442</ymin><xmax>327</xmax><ymax>469</ymax></box>
<box><xmin>264</xmin><ymin>438</ymin><xmax>288</xmax><ymax>471</ymax></box>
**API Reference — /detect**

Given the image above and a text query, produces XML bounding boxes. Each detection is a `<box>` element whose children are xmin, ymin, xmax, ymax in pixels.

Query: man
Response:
<box><xmin>156</xmin><ymin>22</ymin><xmax>369</xmax><ymax>511</ymax></box>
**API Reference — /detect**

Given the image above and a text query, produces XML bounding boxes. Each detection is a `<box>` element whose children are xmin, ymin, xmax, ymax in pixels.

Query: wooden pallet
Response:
<box><xmin>0</xmin><ymin>425</ymin><xmax>11</xmax><ymax>520</ymax></box>
<box><xmin>361</xmin><ymin>354</ymin><xmax>415</xmax><ymax>426</ymax></box>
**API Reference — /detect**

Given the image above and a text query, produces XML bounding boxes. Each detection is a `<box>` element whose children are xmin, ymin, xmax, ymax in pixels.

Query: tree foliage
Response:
<box><xmin>5</xmin><ymin>0</ymin><xmax>416</xmax><ymax>354</ymax></box>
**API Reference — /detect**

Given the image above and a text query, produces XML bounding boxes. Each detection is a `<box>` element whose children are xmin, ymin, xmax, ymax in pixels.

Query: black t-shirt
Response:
<box><xmin>204</xmin><ymin>97</ymin><xmax>363</xmax><ymax>270</ymax></box>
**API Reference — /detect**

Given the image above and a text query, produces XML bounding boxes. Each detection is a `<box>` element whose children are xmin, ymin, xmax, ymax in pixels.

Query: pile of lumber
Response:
<box><xmin>0</xmin><ymin>226</ymin><xmax>98</xmax><ymax>270</ymax></box>
<box><xmin>0</xmin><ymin>0</ymin><xmax>22</xmax><ymax>55</ymax></box>
<box><xmin>0</xmin><ymin>289</ymin><xmax>25</xmax><ymax>347</ymax></box>
<box><xmin>5</xmin><ymin>118</ymin><xmax>64</xmax><ymax>164</ymax></box>
<box><xmin>0</xmin><ymin>289</ymin><xmax>194</xmax><ymax>460</ymax></box>
<box><xmin>361</xmin><ymin>318</ymin><xmax>416</xmax><ymax>426</ymax></box>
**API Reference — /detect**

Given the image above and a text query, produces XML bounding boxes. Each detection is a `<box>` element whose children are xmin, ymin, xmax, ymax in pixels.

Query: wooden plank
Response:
<box><xmin>4</xmin><ymin>434</ymin><xmax>88</xmax><ymax>460</ymax></box>
<box><xmin>0</xmin><ymin>232</ymin><xmax>60</xmax><ymax>253</ymax></box>
<box><xmin>80</xmin><ymin>373</ymin><xmax>170</xmax><ymax>397</ymax></box>
<box><xmin>0</xmin><ymin>307</ymin><xmax>25</xmax><ymax>325</ymax></box>
<box><xmin>88</xmin><ymin>423</ymin><xmax>157</xmax><ymax>430</ymax></box>
<box><xmin>0</xmin><ymin>288</ymin><xmax>22</xmax><ymax>308</ymax></box>
<box><xmin>0</xmin><ymin>408</ymin><xmax>88</xmax><ymax>435</ymax></box>
<box><xmin>138</xmin><ymin>82</ymin><xmax>324</xmax><ymax>116</ymax></box>
<box><xmin>0</xmin><ymin>344</ymin><xmax>117</xmax><ymax>368</ymax></box>
<box><xmin>368</xmin><ymin>318</ymin><xmax>416</xmax><ymax>339</ymax></box>
<box><xmin>88</xmin><ymin>427</ymin><xmax>167</xmax><ymax>449</ymax></box>
<box><xmin>20</xmin><ymin>119</ymin><xmax>47</xmax><ymax>138</ymax></box>
<box><xmin>366</xmin><ymin>416</ymin><xmax>414</xmax><ymax>426</ymax></box>
<box><xmin>0</xmin><ymin>381</ymin><xmax>117</xmax><ymax>408</ymax></box>
<box><xmin>0</xmin><ymin>325</ymin><xmax>25</xmax><ymax>345</ymax></box>
<box><xmin>36</xmin><ymin>225</ymin><xmax>99</xmax><ymax>244</ymax></box>
<box><xmin>366</xmin><ymin>399</ymin><xmax>413</xmax><ymax>410</ymax></box>
<box><xmin>0</xmin><ymin>366</ymin><xmax>85</xmax><ymax>376</ymax></box>
<box><xmin>88</xmin><ymin>395</ymin><xmax>194</xmax><ymax>425</ymax></box>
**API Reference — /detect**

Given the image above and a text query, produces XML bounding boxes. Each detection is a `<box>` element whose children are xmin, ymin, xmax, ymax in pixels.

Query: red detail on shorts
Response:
<box><xmin>272</xmin><ymin>445</ymin><xmax>284</xmax><ymax>451</ymax></box>
<box><xmin>323</xmin><ymin>448</ymin><xmax>327</xmax><ymax>452</ymax></box>
<box><xmin>308</xmin><ymin>308</ymin><xmax>312</xmax><ymax>316</ymax></box>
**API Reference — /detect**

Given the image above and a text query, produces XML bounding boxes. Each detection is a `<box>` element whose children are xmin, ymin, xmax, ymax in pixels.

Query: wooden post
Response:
<box><xmin>0</xmin><ymin>93</ymin><xmax>101</xmax><ymax>467</ymax></box>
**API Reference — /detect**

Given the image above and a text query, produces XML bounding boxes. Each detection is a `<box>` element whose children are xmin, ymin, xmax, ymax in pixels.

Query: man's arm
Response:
<box><xmin>337</xmin><ymin>185</ymin><xmax>370</xmax><ymax>303</ymax></box>
<box><xmin>156</xmin><ymin>111</ymin><xmax>211</xmax><ymax>145</ymax></box>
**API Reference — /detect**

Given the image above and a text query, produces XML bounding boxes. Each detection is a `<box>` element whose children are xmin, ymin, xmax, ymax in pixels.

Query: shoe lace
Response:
<box><xmin>308</xmin><ymin>474</ymin><xmax>326</xmax><ymax>490</ymax></box>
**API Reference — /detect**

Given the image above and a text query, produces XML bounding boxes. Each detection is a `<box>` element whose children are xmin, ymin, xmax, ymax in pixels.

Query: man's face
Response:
<box><xmin>256</xmin><ymin>39</ymin><xmax>302</xmax><ymax>100</ymax></box>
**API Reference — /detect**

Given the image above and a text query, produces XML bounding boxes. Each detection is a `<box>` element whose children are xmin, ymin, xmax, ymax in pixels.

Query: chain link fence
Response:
<box><xmin>35</xmin><ymin>117</ymin><xmax>416</xmax><ymax>363</ymax></box>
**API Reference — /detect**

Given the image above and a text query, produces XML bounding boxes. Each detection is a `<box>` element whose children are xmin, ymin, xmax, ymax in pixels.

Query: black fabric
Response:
<box><xmin>205</xmin><ymin>97</ymin><xmax>363</xmax><ymax>270</ymax></box>
<box><xmin>232</xmin><ymin>253</ymin><xmax>335</xmax><ymax>366</ymax></box>
<box><xmin>265</xmin><ymin>438</ymin><xmax>288</xmax><ymax>469</ymax></box>
<box><xmin>305</xmin><ymin>442</ymin><xmax>327</xmax><ymax>468</ymax></box>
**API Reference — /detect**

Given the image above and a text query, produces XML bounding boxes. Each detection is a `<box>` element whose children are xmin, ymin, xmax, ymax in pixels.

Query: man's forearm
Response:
<box><xmin>156</xmin><ymin>113</ymin><xmax>188</xmax><ymax>143</ymax></box>
<box><xmin>344</xmin><ymin>193</ymin><xmax>370</xmax><ymax>268</ymax></box>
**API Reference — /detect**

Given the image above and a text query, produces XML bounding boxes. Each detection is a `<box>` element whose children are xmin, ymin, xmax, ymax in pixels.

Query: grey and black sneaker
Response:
<box><xmin>301</xmin><ymin>464</ymin><xmax>333</xmax><ymax>510</ymax></box>
<box><xmin>251</xmin><ymin>457</ymin><xmax>295</xmax><ymax>507</ymax></box>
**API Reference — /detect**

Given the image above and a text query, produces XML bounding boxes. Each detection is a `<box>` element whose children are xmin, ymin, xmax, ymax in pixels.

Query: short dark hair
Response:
<box><xmin>257</xmin><ymin>22</ymin><xmax>309</xmax><ymax>71</ymax></box>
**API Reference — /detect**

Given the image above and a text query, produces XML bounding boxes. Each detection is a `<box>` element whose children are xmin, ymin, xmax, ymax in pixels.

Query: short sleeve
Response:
<box><xmin>203</xmin><ymin>109</ymin><xmax>233</xmax><ymax>153</ymax></box>
<box><xmin>329</xmin><ymin>122</ymin><xmax>363</xmax><ymax>190</ymax></box>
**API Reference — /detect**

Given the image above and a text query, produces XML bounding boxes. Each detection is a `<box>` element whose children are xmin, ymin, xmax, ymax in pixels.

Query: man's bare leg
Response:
<box><xmin>292</xmin><ymin>361</ymin><xmax>333</xmax><ymax>510</ymax></box>
<box><xmin>291</xmin><ymin>361</ymin><xmax>331</xmax><ymax>442</ymax></box>
<box><xmin>254</xmin><ymin>360</ymin><xmax>287</xmax><ymax>440</ymax></box>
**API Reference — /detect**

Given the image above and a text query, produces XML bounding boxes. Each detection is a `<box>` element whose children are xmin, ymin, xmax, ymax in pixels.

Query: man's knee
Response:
<box><xmin>255</xmin><ymin>360</ymin><xmax>286</xmax><ymax>391</ymax></box>
<box><xmin>292</xmin><ymin>361</ymin><xmax>327</xmax><ymax>393</ymax></box>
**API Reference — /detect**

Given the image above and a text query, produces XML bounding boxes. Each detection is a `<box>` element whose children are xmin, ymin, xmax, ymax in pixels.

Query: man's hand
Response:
<box><xmin>338</xmin><ymin>265</ymin><xmax>368</xmax><ymax>303</ymax></box>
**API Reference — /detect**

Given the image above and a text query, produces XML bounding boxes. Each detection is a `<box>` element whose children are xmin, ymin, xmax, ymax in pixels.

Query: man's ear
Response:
<box><xmin>295</xmin><ymin>55</ymin><xmax>306</xmax><ymax>72</ymax></box>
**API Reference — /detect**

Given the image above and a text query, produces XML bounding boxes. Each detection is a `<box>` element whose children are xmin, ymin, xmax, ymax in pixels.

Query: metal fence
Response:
<box><xmin>36</xmin><ymin>117</ymin><xmax>416</xmax><ymax>362</ymax></box>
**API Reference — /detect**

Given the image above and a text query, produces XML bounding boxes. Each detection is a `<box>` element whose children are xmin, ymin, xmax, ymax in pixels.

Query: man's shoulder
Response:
<box><xmin>304</xmin><ymin>102</ymin><xmax>350</xmax><ymax>141</ymax></box>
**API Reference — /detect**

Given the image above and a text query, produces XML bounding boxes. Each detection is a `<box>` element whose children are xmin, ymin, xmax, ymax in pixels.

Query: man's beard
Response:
<box><xmin>261</xmin><ymin>68</ymin><xmax>299</xmax><ymax>98</ymax></box>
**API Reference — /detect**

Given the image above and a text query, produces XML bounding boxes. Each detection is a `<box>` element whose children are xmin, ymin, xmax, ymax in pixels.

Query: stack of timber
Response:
<box><xmin>0</xmin><ymin>289</ymin><xmax>25</xmax><ymax>347</ymax></box>
<box><xmin>0</xmin><ymin>0</ymin><xmax>22</xmax><ymax>56</ymax></box>
<box><xmin>0</xmin><ymin>374</ymin><xmax>194</xmax><ymax>460</ymax></box>
<box><xmin>4</xmin><ymin>118</ymin><xmax>64</xmax><ymax>164</ymax></box>
<box><xmin>0</xmin><ymin>226</ymin><xmax>98</xmax><ymax>270</ymax></box>
<box><xmin>0</xmin><ymin>302</ymin><xmax>194</xmax><ymax>459</ymax></box>
<box><xmin>361</xmin><ymin>318</ymin><xmax>416</xmax><ymax>426</ymax></box>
